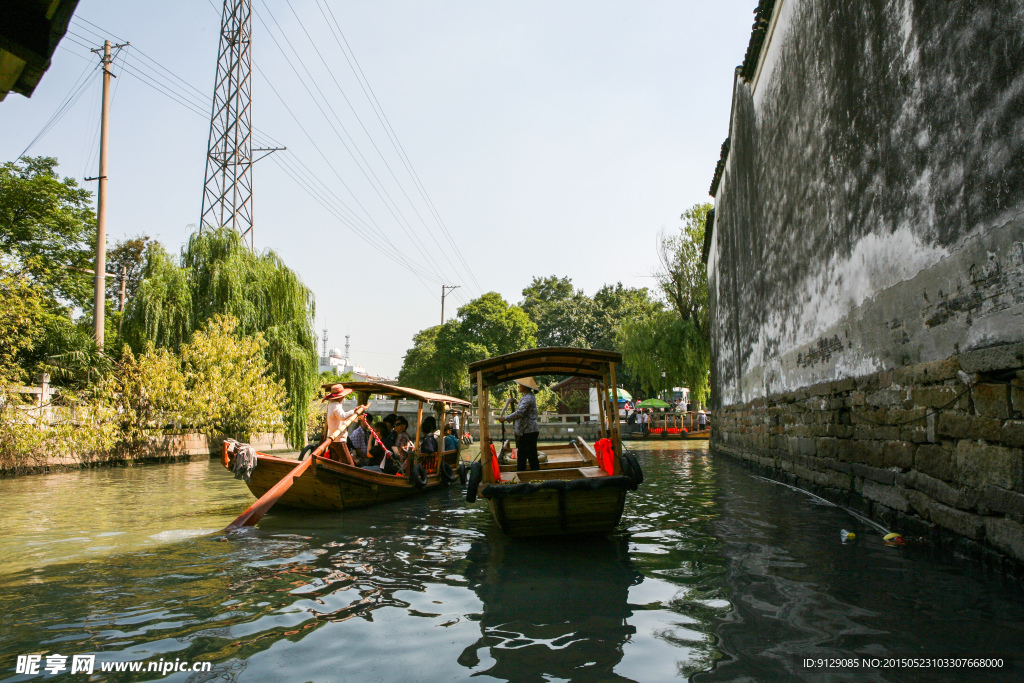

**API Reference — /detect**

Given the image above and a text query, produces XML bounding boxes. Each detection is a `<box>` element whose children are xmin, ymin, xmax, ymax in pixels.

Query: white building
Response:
<box><xmin>319</xmin><ymin>333</ymin><xmax>395</xmax><ymax>385</ymax></box>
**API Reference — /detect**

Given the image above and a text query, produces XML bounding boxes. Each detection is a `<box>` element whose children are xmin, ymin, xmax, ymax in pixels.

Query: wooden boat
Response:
<box><xmin>623</xmin><ymin>412</ymin><xmax>710</xmax><ymax>441</ymax></box>
<box><xmin>466</xmin><ymin>348</ymin><xmax>642</xmax><ymax>537</ymax></box>
<box><xmin>222</xmin><ymin>382</ymin><xmax>471</xmax><ymax>511</ymax></box>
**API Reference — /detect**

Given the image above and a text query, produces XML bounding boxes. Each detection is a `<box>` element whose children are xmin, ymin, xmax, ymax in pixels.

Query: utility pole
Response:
<box><xmin>118</xmin><ymin>265</ymin><xmax>126</xmax><ymax>311</ymax></box>
<box><xmin>441</xmin><ymin>284</ymin><xmax>460</xmax><ymax>326</ymax></box>
<box><xmin>438</xmin><ymin>284</ymin><xmax>460</xmax><ymax>394</ymax></box>
<box><xmin>88</xmin><ymin>39</ymin><xmax>127</xmax><ymax>350</ymax></box>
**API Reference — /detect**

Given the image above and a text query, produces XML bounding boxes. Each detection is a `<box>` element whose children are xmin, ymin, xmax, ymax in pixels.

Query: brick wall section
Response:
<box><xmin>711</xmin><ymin>343</ymin><xmax>1024</xmax><ymax>578</ymax></box>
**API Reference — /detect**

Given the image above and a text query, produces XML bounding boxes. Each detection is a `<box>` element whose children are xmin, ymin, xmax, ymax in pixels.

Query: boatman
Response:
<box><xmin>323</xmin><ymin>384</ymin><xmax>356</xmax><ymax>465</ymax></box>
<box><xmin>498</xmin><ymin>377</ymin><xmax>541</xmax><ymax>471</ymax></box>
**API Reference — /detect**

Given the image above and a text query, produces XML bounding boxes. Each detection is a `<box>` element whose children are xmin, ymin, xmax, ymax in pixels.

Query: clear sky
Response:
<box><xmin>1</xmin><ymin>0</ymin><xmax>754</xmax><ymax>377</ymax></box>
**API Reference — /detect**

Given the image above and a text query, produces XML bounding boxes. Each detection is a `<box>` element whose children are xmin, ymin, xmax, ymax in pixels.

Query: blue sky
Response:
<box><xmin>1</xmin><ymin>0</ymin><xmax>754</xmax><ymax>377</ymax></box>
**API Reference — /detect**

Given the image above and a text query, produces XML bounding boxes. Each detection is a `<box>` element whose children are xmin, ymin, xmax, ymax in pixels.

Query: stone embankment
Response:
<box><xmin>0</xmin><ymin>432</ymin><xmax>290</xmax><ymax>477</ymax></box>
<box><xmin>712</xmin><ymin>344</ymin><xmax>1024</xmax><ymax>578</ymax></box>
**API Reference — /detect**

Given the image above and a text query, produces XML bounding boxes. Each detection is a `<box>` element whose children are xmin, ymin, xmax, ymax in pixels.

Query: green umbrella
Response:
<box><xmin>637</xmin><ymin>398</ymin><xmax>670</xmax><ymax>408</ymax></box>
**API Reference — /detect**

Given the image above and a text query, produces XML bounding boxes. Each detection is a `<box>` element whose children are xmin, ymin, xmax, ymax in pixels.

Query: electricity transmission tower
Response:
<box><xmin>199</xmin><ymin>0</ymin><xmax>281</xmax><ymax>249</ymax></box>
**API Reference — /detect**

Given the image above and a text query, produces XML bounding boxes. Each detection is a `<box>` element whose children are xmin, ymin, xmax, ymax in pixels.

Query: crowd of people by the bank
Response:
<box><xmin>321</xmin><ymin>384</ymin><xmax>463</xmax><ymax>475</ymax></box>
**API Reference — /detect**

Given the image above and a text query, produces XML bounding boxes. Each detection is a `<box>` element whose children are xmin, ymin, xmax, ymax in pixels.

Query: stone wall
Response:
<box><xmin>0</xmin><ymin>432</ymin><xmax>291</xmax><ymax>477</ymax></box>
<box><xmin>707</xmin><ymin>0</ymin><xmax>1024</xmax><ymax>406</ymax></box>
<box><xmin>712</xmin><ymin>343</ymin><xmax>1024</xmax><ymax>576</ymax></box>
<box><xmin>705</xmin><ymin>0</ymin><xmax>1024</xmax><ymax>572</ymax></box>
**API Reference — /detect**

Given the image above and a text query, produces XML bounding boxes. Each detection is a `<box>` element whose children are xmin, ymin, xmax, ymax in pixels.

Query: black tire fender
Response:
<box><xmin>440</xmin><ymin>461</ymin><xmax>457</xmax><ymax>484</ymax></box>
<box><xmin>457</xmin><ymin>462</ymin><xmax>468</xmax><ymax>486</ymax></box>
<box><xmin>298</xmin><ymin>444</ymin><xmax>316</xmax><ymax>461</ymax></box>
<box><xmin>621</xmin><ymin>451</ymin><xmax>644</xmax><ymax>485</ymax></box>
<box><xmin>412</xmin><ymin>463</ymin><xmax>429</xmax><ymax>489</ymax></box>
<box><xmin>466</xmin><ymin>461</ymin><xmax>483</xmax><ymax>503</ymax></box>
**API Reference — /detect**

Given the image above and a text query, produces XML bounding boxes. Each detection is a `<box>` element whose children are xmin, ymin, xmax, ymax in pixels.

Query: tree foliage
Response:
<box><xmin>0</xmin><ymin>270</ymin><xmax>47</xmax><ymax>384</ymax></box>
<box><xmin>121</xmin><ymin>228</ymin><xmax>317</xmax><ymax>447</ymax></box>
<box><xmin>0</xmin><ymin>157</ymin><xmax>96</xmax><ymax>309</ymax></box>
<box><xmin>118</xmin><ymin>315</ymin><xmax>285</xmax><ymax>441</ymax></box>
<box><xmin>106</xmin><ymin>234</ymin><xmax>155</xmax><ymax>308</ymax></box>
<box><xmin>617</xmin><ymin>310</ymin><xmax>710</xmax><ymax>405</ymax></box>
<box><xmin>398</xmin><ymin>292</ymin><xmax>537</xmax><ymax>397</ymax></box>
<box><xmin>521</xmin><ymin>276</ymin><xmax>599</xmax><ymax>348</ymax></box>
<box><xmin>657</xmin><ymin>203</ymin><xmax>711</xmax><ymax>334</ymax></box>
<box><xmin>618</xmin><ymin>202</ymin><xmax>714</xmax><ymax>405</ymax></box>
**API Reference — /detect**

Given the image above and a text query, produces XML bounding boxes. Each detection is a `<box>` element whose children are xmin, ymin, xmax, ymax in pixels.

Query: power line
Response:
<box><xmin>316</xmin><ymin>0</ymin><xmax>484</xmax><ymax>295</ymax></box>
<box><xmin>281</xmin><ymin>0</ymin><xmax>478</xmax><ymax>299</ymax></box>
<box><xmin>17</xmin><ymin>55</ymin><xmax>99</xmax><ymax>159</ymax></box>
<box><xmin>60</xmin><ymin>11</ymin><xmax>459</xmax><ymax>306</ymax></box>
<box><xmin>252</xmin><ymin>1</ymin><xmax>459</xmax><ymax>291</ymax></box>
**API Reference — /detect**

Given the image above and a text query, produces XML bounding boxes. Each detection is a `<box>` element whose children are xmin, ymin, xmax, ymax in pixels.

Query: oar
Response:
<box><xmin>224</xmin><ymin>406</ymin><xmax>367</xmax><ymax>530</ymax></box>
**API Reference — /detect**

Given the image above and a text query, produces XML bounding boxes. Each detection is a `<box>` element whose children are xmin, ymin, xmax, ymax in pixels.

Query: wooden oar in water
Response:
<box><xmin>225</xmin><ymin>405</ymin><xmax>367</xmax><ymax>529</ymax></box>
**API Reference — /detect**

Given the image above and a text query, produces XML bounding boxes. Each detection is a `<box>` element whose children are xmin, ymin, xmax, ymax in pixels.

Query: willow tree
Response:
<box><xmin>617</xmin><ymin>203</ymin><xmax>712</xmax><ymax>405</ymax></box>
<box><xmin>122</xmin><ymin>228</ymin><xmax>317</xmax><ymax>447</ymax></box>
<box><xmin>617</xmin><ymin>311</ymin><xmax>710</xmax><ymax>405</ymax></box>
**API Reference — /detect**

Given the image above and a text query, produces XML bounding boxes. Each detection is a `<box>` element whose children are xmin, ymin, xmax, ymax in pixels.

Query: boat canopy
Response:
<box><xmin>468</xmin><ymin>347</ymin><xmax>622</xmax><ymax>386</ymax></box>
<box><xmin>321</xmin><ymin>381</ymin><xmax>471</xmax><ymax>407</ymax></box>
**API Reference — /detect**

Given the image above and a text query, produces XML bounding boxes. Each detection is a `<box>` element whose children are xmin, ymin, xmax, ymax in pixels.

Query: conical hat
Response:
<box><xmin>513</xmin><ymin>377</ymin><xmax>539</xmax><ymax>391</ymax></box>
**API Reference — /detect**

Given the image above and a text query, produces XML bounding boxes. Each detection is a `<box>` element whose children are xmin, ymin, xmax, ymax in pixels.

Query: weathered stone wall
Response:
<box><xmin>706</xmin><ymin>0</ymin><xmax>1024</xmax><ymax>571</ymax></box>
<box><xmin>713</xmin><ymin>345</ymin><xmax>1024</xmax><ymax>575</ymax></box>
<box><xmin>707</xmin><ymin>0</ymin><xmax>1024</xmax><ymax>406</ymax></box>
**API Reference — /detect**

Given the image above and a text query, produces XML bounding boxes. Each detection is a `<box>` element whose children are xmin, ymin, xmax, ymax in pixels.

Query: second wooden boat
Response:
<box><xmin>223</xmin><ymin>382</ymin><xmax>471</xmax><ymax>512</ymax></box>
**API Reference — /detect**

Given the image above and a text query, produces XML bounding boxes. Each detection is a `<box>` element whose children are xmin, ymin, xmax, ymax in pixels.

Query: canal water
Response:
<box><xmin>1</xmin><ymin>443</ymin><xmax>1021</xmax><ymax>682</ymax></box>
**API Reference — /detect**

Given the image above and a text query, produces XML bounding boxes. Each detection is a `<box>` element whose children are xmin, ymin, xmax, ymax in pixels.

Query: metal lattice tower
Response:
<box><xmin>200</xmin><ymin>0</ymin><xmax>280</xmax><ymax>248</ymax></box>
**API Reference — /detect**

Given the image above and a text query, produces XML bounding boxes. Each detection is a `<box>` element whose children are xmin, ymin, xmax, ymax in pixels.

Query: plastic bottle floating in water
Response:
<box><xmin>841</xmin><ymin>529</ymin><xmax>856</xmax><ymax>542</ymax></box>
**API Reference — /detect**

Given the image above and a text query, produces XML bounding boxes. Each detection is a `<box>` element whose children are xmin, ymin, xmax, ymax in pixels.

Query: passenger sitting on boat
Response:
<box><xmin>419</xmin><ymin>416</ymin><xmax>438</xmax><ymax>454</ymax></box>
<box><xmin>443</xmin><ymin>425</ymin><xmax>459</xmax><ymax>454</ymax></box>
<box><xmin>391</xmin><ymin>416</ymin><xmax>414</xmax><ymax>468</ymax></box>
<box><xmin>498</xmin><ymin>377</ymin><xmax>541</xmax><ymax>471</ymax></box>
<box><xmin>365</xmin><ymin>419</ymin><xmax>388</xmax><ymax>468</ymax></box>
<box><xmin>350</xmin><ymin>413</ymin><xmax>373</xmax><ymax>466</ymax></box>
<box><xmin>323</xmin><ymin>384</ymin><xmax>355</xmax><ymax>465</ymax></box>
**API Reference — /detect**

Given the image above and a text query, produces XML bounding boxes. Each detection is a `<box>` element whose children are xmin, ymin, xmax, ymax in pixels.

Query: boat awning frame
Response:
<box><xmin>468</xmin><ymin>347</ymin><xmax>622</xmax><ymax>387</ymax></box>
<box><xmin>321</xmin><ymin>380</ymin><xmax>471</xmax><ymax>407</ymax></box>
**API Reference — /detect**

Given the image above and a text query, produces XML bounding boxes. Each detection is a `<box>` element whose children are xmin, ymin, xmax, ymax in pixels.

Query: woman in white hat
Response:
<box><xmin>498</xmin><ymin>377</ymin><xmax>541</xmax><ymax>471</ymax></box>
<box><xmin>322</xmin><ymin>384</ymin><xmax>355</xmax><ymax>464</ymax></box>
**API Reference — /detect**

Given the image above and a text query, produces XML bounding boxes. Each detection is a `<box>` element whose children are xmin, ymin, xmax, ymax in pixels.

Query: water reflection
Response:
<box><xmin>458</xmin><ymin>535</ymin><xmax>641</xmax><ymax>681</ymax></box>
<box><xmin>1</xmin><ymin>448</ymin><xmax>1022</xmax><ymax>682</ymax></box>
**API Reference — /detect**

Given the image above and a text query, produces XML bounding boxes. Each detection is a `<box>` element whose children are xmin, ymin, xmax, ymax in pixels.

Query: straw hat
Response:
<box><xmin>514</xmin><ymin>377</ymin><xmax>539</xmax><ymax>391</ymax></box>
<box><xmin>322</xmin><ymin>384</ymin><xmax>354</xmax><ymax>401</ymax></box>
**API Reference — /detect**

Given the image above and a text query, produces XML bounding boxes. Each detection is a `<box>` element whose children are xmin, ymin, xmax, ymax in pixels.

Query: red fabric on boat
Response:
<box><xmin>594</xmin><ymin>438</ymin><xmax>615</xmax><ymax>475</ymax></box>
<box><xmin>491</xmin><ymin>453</ymin><xmax>501</xmax><ymax>481</ymax></box>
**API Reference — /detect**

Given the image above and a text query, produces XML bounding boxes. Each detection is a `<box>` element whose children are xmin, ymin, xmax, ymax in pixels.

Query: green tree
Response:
<box><xmin>397</xmin><ymin>325</ymin><xmax>443</xmax><ymax>390</ymax></box>
<box><xmin>658</xmin><ymin>203</ymin><xmax>711</xmax><ymax>333</ymax></box>
<box><xmin>617</xmin><ymin>310</ymin><xmax>710</xmax><ymax>405</ymax></box>
<box><xmin>106</xmin><ymin>234</ymin><xmax>155</xmax><ymax>309</ymax></box>
<box><xmin>0</xmin><ymin>157</ymin><xmax>96</xmax><ymax>308</ymax></box>
<box><xmin>0</xmin><ymin>270</ymin><xmax>47</xmax><ymax>384</ymax></box>
<box><xmin>180</xmin><ymin>315</ymin><xmax>286</xmax><ymax>439</ymax></box>
<box><xmin>592</xmin><ymin>282</ymin><xmax>661</xmax><ymax>351</ymax></box>
<box><xmin>520</xmin><ymin>276</ymin><xmax>599</xmax><ymax>348</ymax></box>
<box><xmin>399</xmin><ymin>292</ymin><xmax>537</xmax><ymax>397</ymax></box>
<box><xmin>121</xmin><ymin>228</ymin><xmax>317</xmax><ymax>447</ymax></box>
<box><xmin>617</xmin><ymin>202</ymin><xmax>713</xmax><ymax>404</ymax></box>
<box><xmin>118</xmin><ymin>315</ymin><xmax>285</xmax><ymax>441</ymax></box>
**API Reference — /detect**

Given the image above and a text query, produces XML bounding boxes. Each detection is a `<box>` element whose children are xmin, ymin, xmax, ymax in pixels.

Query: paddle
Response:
<box><xmin>224</xmin><ymin>405</ymin><xmax>367</xmax><ymax>530</ymax></box>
